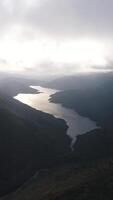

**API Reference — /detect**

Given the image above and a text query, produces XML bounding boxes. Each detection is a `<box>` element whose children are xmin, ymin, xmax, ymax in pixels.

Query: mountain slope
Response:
<box><xmin>45</xmin><ymin>73</ymin><xmax>113</xmax><ymax>90</ymax></box>
<box><xmin>0</xmin><ymin>94</ymin><xmax>70</xmax><ymax>196</ymax></box>
<box><xmin>50</xmin><ymin>83</ymin><xmax>113</xmax><ymax>125</ymax></box>
<box><xmin>1</xmin><ymin>159</ymin><xmax>113</xmax><ymax>200</ymax></box>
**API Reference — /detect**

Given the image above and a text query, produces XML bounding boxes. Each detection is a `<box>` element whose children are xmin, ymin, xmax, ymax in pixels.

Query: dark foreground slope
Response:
<box><xmin>0</xmin><ymin>94</ymin><xmax>70</xmax><ymax>196</ymax></box>
<box><xmin>1</xmin><ymin>159</ymin><xmax>113</xmax><ymax>200</ymax></box>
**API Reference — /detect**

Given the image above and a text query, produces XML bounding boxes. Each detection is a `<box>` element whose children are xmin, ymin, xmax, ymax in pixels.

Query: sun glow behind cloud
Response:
<box><xmin>52</xmin><ymin>39</ymin><xmax>107</xmax><ymax>65</ymax></box>
<box><xmin>0</xmin><ymin>29</ymin><xmax>110</xmax><ymax>74</ymax></box>
<box><xmin>0</xmin><ymin>0</ymin><xmax>113</xmax><ymax>75</ymax></box>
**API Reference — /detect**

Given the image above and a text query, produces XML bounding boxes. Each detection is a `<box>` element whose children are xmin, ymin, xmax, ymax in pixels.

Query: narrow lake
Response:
<box><xmin>14</xmin><ymin>86</ymin><xmax>97</xmax><ymax>149</ymax></box>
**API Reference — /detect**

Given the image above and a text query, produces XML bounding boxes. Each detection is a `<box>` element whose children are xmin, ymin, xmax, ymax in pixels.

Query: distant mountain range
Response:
<box><xmin>45</xmin><ymin>72</ymin><xmax>113</xmax><ymax>90</ymax></box>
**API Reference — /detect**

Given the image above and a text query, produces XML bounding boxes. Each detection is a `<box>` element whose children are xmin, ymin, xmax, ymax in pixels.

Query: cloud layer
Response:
<box><xmin>0</xmin><ymin>0</ymin><xmax>113</xmax><ymax>76</ymax></box>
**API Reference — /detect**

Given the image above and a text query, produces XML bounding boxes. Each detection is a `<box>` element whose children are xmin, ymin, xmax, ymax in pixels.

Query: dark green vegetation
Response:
<box><xmin>1</xmin><ymin>73</ymin><xmax>113</xmax><ymax>199</ymax></box>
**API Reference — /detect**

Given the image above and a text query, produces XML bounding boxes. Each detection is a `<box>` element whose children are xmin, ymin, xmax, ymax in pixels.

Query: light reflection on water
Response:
<box><xmin>14</xmin><ymin>86</ymin><xmax>97</xmax><ymax>149</ymax></box>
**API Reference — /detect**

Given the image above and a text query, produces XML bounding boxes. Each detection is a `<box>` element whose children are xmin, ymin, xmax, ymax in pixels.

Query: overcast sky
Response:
<box><xmin>0</xmin><ymin>0</ymin><xmax>113</xmax><ymax>76</ymax></box>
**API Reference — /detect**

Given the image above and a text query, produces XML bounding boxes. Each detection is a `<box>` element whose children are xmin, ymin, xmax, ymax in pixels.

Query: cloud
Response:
<box><xmin>0</xmin><ymin>0</ymin><xmax>113</xmax><ymax>39</ymax></box>
<box><xmin>0</xmin><ymin>0</ymin><xmax>113</xmax><ymax>75</ymax></box>
<box><xmin>24</xmin><ymin>0</ymin><xmax>113</xmax><ymax>39</ymax></box>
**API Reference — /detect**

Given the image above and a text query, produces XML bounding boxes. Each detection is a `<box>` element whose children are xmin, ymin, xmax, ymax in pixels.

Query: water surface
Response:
<box><xmin>14</xmin><ymin>86</ymin><xmax>97</xmax><ymax>149</ymax></box>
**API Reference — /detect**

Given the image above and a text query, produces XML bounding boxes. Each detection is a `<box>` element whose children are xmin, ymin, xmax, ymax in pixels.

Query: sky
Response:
<box><xmin>0</xmin><ymin>0</ymin><xmax>113</xmax><ymax>76</ymax></box>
